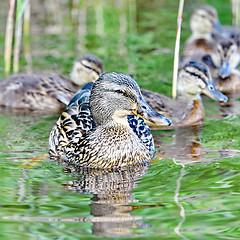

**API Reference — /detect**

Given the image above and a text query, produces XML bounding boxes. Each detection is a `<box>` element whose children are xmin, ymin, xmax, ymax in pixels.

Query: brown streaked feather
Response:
<box><xmin>0</xmin><ymin>75</ymin><xmax>79</xmax><ymax>110</ymax></box>
<box><xmin>66</xmin><ymin>124</ymin><xmax>151</xmax><ymax>169</ymax></box>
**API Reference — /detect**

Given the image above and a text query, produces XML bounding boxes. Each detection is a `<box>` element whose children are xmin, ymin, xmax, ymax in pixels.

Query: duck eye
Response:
<box><xmin>115</xmin><ymin>89</ymin><xmax>124</xmax><ymax>94</ymax></box>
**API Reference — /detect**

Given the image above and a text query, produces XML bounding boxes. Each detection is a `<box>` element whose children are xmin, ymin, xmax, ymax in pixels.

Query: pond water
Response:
<box><xmin>0</xmin><ymin>0</ymin><xmax>240</xmax><ymax>239</ymax></box>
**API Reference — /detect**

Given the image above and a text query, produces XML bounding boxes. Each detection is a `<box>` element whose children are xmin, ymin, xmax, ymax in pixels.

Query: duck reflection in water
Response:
<box><xmin>154</xmin><ymin>125</ymin><xmax>204</xmax><ymax>163</ymax></box>
<box><xmin>62</xmin><ymin>164</ymin><xmax>162</xmax><ymax>238</ymax></box>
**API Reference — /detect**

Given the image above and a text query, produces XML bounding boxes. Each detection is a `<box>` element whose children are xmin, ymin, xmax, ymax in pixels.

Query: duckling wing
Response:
<box><xmin>49</xmin><ymin>83</ymin><xmax>95</xmax><ymax>158</ymax></box>
<box><xmin>141</xmin><ymin>88</ymin><xmax>173</xmax><ymax>119</ymax></box>
<box><xmin>141</xmin><ymin>88</ymin><xmax>193</xmax><ymax>125</ymax></box>
<box><xmin>0</xmin><ymin>74</ymin><xmax>75</xmax><ymax>110</ymax></box>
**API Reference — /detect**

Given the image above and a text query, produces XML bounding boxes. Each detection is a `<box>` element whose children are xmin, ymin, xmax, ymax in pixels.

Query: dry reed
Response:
<box><xmin>172</xmin><ymin>0</ymin><xmax>184</xmax><ymax>98</ymax></box>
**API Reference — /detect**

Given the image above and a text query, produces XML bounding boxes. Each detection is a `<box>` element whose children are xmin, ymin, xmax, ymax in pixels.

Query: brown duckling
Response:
<box><xmin>141</xmin><ymin>61</ymin><xmax>228</xmax><ymax>127</ymax></box>
<box><xmin>0</xmin><ymin>54</ymin><xmax>103</xmax><ymax>111</ymax></box>
<box><xmin>185</xmin><ymin>5</ymin><xmax>240</xmax><ymax>50</ymax></box>
<box><xmin>181</xmin><ymin>5</ymin><xmax>220</xmax><ymax>62</ymax></box>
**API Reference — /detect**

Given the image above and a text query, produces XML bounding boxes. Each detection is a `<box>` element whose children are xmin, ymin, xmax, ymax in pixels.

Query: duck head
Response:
<box><xmin>178</xmin><ymin>61</ymin><xmax>228</xmax><ymax>102</ymax></box>
<box><xmin>70</xmin><ymin>54</ymin><xmax>104</xmax><ymax>86</ymax></box>
<box><xmin>89</xmin><ymin>72</ymin><xmax>171</xmax><ymax>127</ymax></box>
<box><xmin>190</xmin><ymin>5</ymin><xmax>220</xmax><ymax>37</ymax></box>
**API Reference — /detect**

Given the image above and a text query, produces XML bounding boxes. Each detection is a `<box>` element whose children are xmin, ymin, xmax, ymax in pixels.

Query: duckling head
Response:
<box><xmin>211</xmin><ymin>39</ymin><xmax>240</xmax><ymax>78</ymax></box>
<box><xmin>89</xmin><ymin>72</ymin><xmax>171</xmax><ymax>127</ymax></box>
<box><xmin>70</xmin><ymin>54</ymin><xmax>104</xmax><ymax>86</ymax></box>
<box><xmin>178</xmin><ymin>61</ymin><xmax>228</xmax><ymax>102</ymax></box>
<box><xmin>190</xmin><ymin>5</ymin><xmax>220</xmax><ymax>36</ymax></box>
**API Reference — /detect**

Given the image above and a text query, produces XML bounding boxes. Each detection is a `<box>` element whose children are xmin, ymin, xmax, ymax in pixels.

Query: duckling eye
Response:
<box><xmin>192</xmin><ymin>72</ymin><xmax>199</xmax><ymax>77</ymax></box>
<box><xmin>208</xmin><ymin>85</ymin><xmax>214</xmax><ymax>90</ymax></box>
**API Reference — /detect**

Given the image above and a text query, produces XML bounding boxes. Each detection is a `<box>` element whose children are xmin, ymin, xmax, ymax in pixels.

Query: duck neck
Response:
<box><xmin>70</xmin><ymin>63</ymin><xmax>99</xmax><ymax>87</ymax></box>
<box><xmin>177</xmin><ymin>91</ymin><xmax>202</xmax><ymax>102</ymax></box>
<box><xmin>99</xmin><ymin>117</ymin><xmax>130</xmax><ymax>130</ymax></box>
<box><xmin>188</xmin><ymin>31</ymin><xmax>213</xmax><ymax>43</ymax></box>
<box><xmin>181</xmin><ymin>99</ymin><xmax>205</xmax><ymax>126</ymax></box>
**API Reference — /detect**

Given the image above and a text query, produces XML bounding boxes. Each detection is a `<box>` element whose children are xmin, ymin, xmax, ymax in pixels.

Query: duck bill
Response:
<box><xmin>219</xmin><ymin>58</ymin><xmax>231</xmax><ymax>79</ymax></box>
<box><xmin>132</xmin><ymin>97</ymin><xmax>171</xmax><ymax>127</ymax></box>
<box><xmin>202</xmin><ymin>82</ymin><xmax>228</xmax><ymax>102</ymax></box>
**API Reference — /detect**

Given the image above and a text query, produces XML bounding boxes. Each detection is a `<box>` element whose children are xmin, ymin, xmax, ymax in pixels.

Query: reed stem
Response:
<box><xmin>14</xmin><ymin>0</ymin><xmax>30</xmax><ymax>73</ymax></box>
<box><xmin>172</xmin><ymin>0</ymin><xmax>184</xmax><ymax>99</ymax></box>
<box><xmin>23</xmin><ymin>1</ymin><xmax>32</xmax><ymax>73</ymax></box>
<box><xmin>4</xmin><ymin>0</ymin><xmax>16</xmax><ymax>75</ymax></box>
<box><xmin>231</xmin><ymin>0</ymin><xmax>240</xmax><ymax>26</ymax></box>
<box><xmin>13</xmin><ymin>2</ymin><xmax>23</xmax><ymax>73</ymax></box>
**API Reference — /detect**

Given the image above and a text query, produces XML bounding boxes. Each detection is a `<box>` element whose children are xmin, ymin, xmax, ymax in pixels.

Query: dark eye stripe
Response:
<box><xmin>185</xmin><ymin>70</ymin><xmax>208</xmax><ymax>84</ymax></box>
<box><xmin>116</xmin><ymin>89</ymin><xmax>137</xmax><ymax>101</ymax></box>
<box><xmin>81</xmin><ymin>61</ymin><xmax>101</xmax><ymax>75</ymax></box>
<box><xmin>104</xmin><ymin>88</ymin><xmax>137</xmax><ymax>102</ymax></box>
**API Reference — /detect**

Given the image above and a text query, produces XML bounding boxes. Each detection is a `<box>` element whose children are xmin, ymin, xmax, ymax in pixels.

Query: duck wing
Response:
<box><xmin>49</xmin><ymin>82</ymin><xmax>95</xmax><ymax>158</ymax></box>
<box><xmin>0</xmin><ymin>74</ymin><xmax>75</xmax><ymax>110</ymax></box>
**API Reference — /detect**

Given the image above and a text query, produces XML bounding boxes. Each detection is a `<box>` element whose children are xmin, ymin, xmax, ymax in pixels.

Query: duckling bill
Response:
<box><xmin>49</xmin><ymin>72</ymin><xmax>171</xmax><ymax>169</ymax></box>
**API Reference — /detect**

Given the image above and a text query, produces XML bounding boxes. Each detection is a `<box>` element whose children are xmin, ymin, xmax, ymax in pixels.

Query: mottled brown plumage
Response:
<box><xmin>67</xmin><ymin>124</ymin><xmax>151</xmax><ymax>168</ymax></box>
<box><xmin>49</xmin><ymin>72</ymin><xmax>171</xmax><ymax>169</ymax></box>
<box><xmin>0</xmin><ymin>54</ymin><xmax>103</xmax><ymax>111</ymax></box>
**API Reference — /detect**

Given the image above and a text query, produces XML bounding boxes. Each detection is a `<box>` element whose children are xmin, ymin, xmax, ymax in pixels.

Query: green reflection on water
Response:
<box><xmin>0</xmin><ymin>0</ymin><xmax>240</xmax><ymax>239</ymax></box>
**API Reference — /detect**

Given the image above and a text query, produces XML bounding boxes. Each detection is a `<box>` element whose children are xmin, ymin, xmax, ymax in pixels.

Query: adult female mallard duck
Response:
<box><xmin>49</xmin><ymin>72</ymin><xmax>171</xmax><ymax>169</ymax></box>
<box><xmin>0</xmin><ymin>54</ymin><xmax>103</xmax><ymax>111</ymax></box>
<box><xmin>203</xmin><ymin>38</ymin><xmax>240</xmax><ymax>94</ymax></box>
<box><xmin>141</xmin><ymin>62</ymin><xmax>228</xmax><ymax>127</ymax></box>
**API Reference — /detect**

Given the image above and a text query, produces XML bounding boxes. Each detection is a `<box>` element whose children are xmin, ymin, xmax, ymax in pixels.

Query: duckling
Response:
<box><xmin>204</xmin><ymin>38</ymin><xmax>240</xmax><ymax>93</ymax></box>
<box><xmin>184</xmin><ymin>5</ymin><xmax>240</xmax><ymax>51</ymax></box>
<box><xmin>0</xmin><ymin>54</ymin><xmax>103</xmax><ymax>111</ymax></box>
<box><xmin>141</xmin><ymin>62</ymin><xmax>228</xmax><ymax>127</ymax></box>
<box><xmin>181</xmin><ymin>5</ymin><xmax>221</xmax><ymax>62</ymax></box>
<box><xmin>49</xmin><ymin>72</ymin><xmax>171</xmax><ymax>169</ymax></box>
